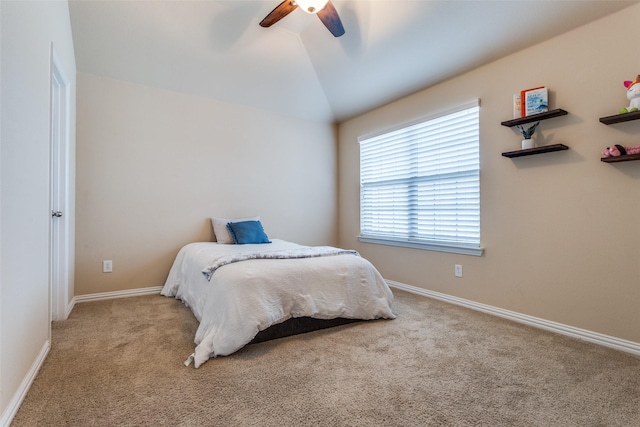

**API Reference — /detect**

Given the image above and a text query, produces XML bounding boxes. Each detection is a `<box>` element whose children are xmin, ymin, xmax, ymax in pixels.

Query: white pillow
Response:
<box><xmin>211</xmin><ymin>216</ymin><xmax>260</xmax><ymax>244</ymax></box>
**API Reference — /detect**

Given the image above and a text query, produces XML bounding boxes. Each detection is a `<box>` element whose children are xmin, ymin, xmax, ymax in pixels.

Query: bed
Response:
<box><xmin>161</xmin><ymin>234</ymin><xmax>395</xmax><ymax>368</ymax></box>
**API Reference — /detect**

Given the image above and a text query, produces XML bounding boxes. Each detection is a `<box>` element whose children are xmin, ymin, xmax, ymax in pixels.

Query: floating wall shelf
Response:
<box><xmin>501</xmin><ymin>109</ymin><xmax>569</xmax><ymax>158</ymax></box>
<box><xmin>502</xmin><ymin>144</ymin><xmax>569</xmax><ymax>158</ymax></box>
<box><xmin>599</xmin><ymin>111</ymin><xmax>640</xmax><ymax>125</ymax></box>
<box><xmin>500</xmin><ymin>109</ymin><xmax>568</xmax><ymax>127</ymax></box>
<box><xmin>600</xmin><ymin>153</ymin><xmax>640</xmax><ymax>163</ymax></box>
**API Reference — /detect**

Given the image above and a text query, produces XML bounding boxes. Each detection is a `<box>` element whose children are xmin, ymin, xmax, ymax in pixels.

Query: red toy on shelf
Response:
<box><xmin>602</xmin><ymin>144</ymin><xmax>640</xmax><ymax>158</ymax></box>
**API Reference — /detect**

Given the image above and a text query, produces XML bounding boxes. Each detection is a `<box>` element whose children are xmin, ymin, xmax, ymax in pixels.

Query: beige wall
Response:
<box><xmin>0</xmin><ymin>0</ymin><xmax>76</xmax><ymax>421</ymax></box>
<box><xmin>75</xmin><ymin>73</ymin><xmax>337</xmax><ymax>295</ymax></box>
<box><xmin>338</xmin><ymin>5</ymin><xmax>640</xmax><ymax>344</ymax></box>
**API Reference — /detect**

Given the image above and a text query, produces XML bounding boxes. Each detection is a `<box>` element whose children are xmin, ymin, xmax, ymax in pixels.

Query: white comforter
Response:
<box><xmin>161</xmin><ymin>239</ymin><xmax>395</xmax><ymax>368</ymax></box>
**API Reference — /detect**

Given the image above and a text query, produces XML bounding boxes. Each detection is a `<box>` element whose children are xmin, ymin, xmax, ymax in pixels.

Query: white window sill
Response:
<box><xmin>358</xmin><ymin>236</ymin><xmax>484</xmax><ymax>256</ymax></box>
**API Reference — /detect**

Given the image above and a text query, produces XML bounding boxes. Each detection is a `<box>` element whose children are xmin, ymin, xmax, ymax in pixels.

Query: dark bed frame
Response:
<box><xmin>249</xmin><ymin>317</ymin><xmax>361</xmax><ymax>344</ymax></box>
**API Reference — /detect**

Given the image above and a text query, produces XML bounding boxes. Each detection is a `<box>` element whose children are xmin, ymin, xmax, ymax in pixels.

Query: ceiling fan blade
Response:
<box><xmin>260</xmin><ymin>0</ymin><xmax>298</xmax><ymax>27</ymax></box>
<box><xmin>316</xmin><ymin>1</ymin><xmax>345</xmax><ymax>37</ymax></box>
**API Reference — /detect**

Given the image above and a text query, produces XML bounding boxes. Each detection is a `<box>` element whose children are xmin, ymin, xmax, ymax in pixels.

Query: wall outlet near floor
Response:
<box><xmin>103</xmin><ymin>260</ymin><xmax>113</xmax><ymax>273</ymax></box>
<box><xmin>454</xmin><ymin>264</ymin><xmax>463</xmax><ymax>278</ymax></box>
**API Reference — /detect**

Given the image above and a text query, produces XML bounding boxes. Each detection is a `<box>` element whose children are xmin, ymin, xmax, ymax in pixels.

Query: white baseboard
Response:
<box><xmin>0</xmin><ymin>340</ymin><xmax>50</xmax><ymax>427</ymax></box>
<box><xmin>388</xmin><ymin>280</ymin><xmax>640</xmax><ymax>357</ymax></box>
<box><xmin>73</xmin><ymin>286</ymin><xmax>163</xmax><ymax>304</ymax></box>
<box><xmin>65</xmin><ymin>298</ymin><xmax>75</xmax><ymax>319</ymax></box>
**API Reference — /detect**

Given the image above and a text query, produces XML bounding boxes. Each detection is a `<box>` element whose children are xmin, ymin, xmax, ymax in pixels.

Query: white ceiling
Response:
<box><xmin>68</xmin><ymin>0</ymin><xmax>637</xmax><ymax>123</ymax></box>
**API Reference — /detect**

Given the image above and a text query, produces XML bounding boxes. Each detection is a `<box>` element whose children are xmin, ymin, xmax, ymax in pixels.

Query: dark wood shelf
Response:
<box><xmin>599</xmin><ymin>111</ymin><xmax>640</xmax><ymax>125</ymax></box>
<box><xmin>501</xmin><ymin>109</ymin><xmax>568</xmax><ymax>127</ymax></box>
<box><xmin>600</xmin><ymin>153</ymin><xmax>640</xmax><ymax>163</ymax></box>
<box><xmin>502</xmin><ymin>144</ymin><xmax>569</xmax><ymax>158</ymax></box>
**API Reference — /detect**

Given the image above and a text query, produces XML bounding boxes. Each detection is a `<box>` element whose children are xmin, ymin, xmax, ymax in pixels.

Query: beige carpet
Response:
<box><xmin>11</xmin><ymin>290</ymin><xmax>640</xmax><ymax>426</ymax></box>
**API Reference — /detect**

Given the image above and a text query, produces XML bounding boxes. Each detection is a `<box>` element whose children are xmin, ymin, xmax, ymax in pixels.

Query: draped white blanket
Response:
<box><xmin>201</xmin><ymin>246</ymin><xmax>359</xmax><ymax>280</ymax></box>
<box><xmin>161</xmin><ymin>239</ymin><xmax>395</xmax><ymax>368</ymax></box>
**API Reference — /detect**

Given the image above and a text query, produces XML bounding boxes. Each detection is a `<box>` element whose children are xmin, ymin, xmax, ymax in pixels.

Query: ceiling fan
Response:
<box><xmin>259</xmin><ymin>0</ymin><xmax>345</xmax><ymax>38</ymax></box>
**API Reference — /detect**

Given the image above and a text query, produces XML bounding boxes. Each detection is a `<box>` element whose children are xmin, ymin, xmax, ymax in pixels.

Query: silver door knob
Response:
<box><xmin>52</xmin><ymin>211</ymin><xmax>63</xmax><ymax>218</ymax></box>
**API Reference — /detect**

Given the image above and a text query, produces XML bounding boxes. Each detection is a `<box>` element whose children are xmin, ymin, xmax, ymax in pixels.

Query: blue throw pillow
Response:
<box><xmin>226</xmin><ymin>220</ymin><xmax>271</xmax><ymax>244</ymax></box>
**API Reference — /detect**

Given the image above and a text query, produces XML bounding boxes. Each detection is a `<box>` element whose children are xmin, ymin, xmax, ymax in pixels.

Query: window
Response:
<box><xmin>359</xmin><ymin>100</ymin><xmax>482</xmax><ymax>256</ymax></box>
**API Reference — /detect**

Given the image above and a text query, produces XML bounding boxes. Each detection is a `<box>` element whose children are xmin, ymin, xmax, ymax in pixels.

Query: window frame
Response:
<box><xmin>358</xmin><ymin>100</ymin><xmax>484</xmax><ymax>257</ymax></box>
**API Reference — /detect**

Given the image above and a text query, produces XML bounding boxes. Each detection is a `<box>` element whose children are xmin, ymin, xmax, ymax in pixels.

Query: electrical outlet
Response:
<box><xmin>103</xmin><ymin>260</ymin><xmax>113</xmax><ymax>273</ymax></box>
<box><xmin>454</xmin><ymin>264</ymin><xmax>463</xmax><ymax>278</ymax></box>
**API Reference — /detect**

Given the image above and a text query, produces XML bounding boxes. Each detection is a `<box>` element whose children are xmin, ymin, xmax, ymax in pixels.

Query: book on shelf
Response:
<box><xmin>512</xmin><ymin>86</ymin><xmax>550</xmax><ymax>119</ymax></box>
<box><xmin>523</xmin><ymin>87</ymin><xmax>548</xmax><ymax>116</ymax></box>
<box><xmin>512</xmin><ymin>93</ymin><xmax>522</xmax><ymax>119</ymax></box>
<box><xmin>519</xmin><ymin>86</ymin><xmax>543</xmax><ymax>116</ymax></box>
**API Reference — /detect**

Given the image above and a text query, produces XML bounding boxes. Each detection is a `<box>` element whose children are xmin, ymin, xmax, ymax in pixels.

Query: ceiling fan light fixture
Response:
<box><xmin>260</xmin><ymin>0</ymin><xmax>344</xmax><ymax>37</ymax></box>
<box><xmin>294</xmin><ymin>0</ymin><xmax>329</xmax><ymax>14</ymax></box>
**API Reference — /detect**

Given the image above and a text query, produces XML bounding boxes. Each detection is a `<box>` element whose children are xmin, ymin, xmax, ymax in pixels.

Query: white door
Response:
<box><xmin>50</xmin><ymin>46</ymin><xmax>70</xmax><ymax>322</ymax></box>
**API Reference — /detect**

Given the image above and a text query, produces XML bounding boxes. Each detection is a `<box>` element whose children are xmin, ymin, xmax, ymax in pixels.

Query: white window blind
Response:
<box><xmin>359</xmin><ymin>100</ymin><xmax>482</xmax><ymax>256</ymax></box>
